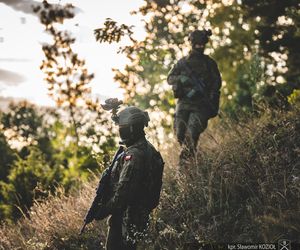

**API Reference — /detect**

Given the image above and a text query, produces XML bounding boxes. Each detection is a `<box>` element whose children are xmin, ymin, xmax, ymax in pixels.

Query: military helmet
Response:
<box><xmin>117</xmin><ymin>106</ymin><xmax>150</xmax><ymax>127</ymax></box>
<box><xmin>116</xmin><ymin>106</ymin><xmax>150</xmax><ymax>146</ymax></box>
<box><xmin>188</xmin><ymin>29</ymin><xmax>212</xmax><ymax>45</ymax></box>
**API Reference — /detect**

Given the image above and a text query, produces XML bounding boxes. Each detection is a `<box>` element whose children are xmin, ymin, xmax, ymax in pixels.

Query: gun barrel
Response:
<box><xmin>80</xmin><ymin>146</ymin><xmax>124</xmax><ymax>236</ymax></box>
<box><xmin>79</xmin><ymin>222</ymin><xmax>87</xmax><ymax>235</ymax></box>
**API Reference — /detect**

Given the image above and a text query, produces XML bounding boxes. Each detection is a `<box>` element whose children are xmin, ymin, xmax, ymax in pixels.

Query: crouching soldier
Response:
<box><xmin>81</xmin><ymin>103</ymin><xmax>164</xmax><ymax>250</ymax></box>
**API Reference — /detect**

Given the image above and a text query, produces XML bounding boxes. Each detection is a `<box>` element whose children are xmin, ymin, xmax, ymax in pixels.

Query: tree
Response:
<box><xmin>1</xmin><ymin>101</ymin><xmax>43</xmax><ymax>146</ymax></box>
<box><xmin>0</xmin><ymin>101</ymin><xmax>58</xmax><ymax>161</ymax></box>
<box><xmin>0</xmin><ymin>147</ymin><xmax>62</xmax><ymax>220</ymax></box>
<box><xmin>0</xmin><ymin>133</ymin><xmax>16</xmax><ymax>182</ymax></box>
<box><xmin>243</xmin><ymin>0</ymin><xmax>300</xmax><ymax>91</ymax></box>
<box><xmin>34</xmin><ymin>1</ymin><xmax>118</xmax><ymax>157</ymax></box>
<box><xmin>105</xmin><ymin>0</ymin><xmax>299</xmax><ymax>127</ymax></box>
<box><xmin>34</xmin><ymin>0</ymin><xmax>94</xmax><ymax>145</ymax></box>
<box><xmin>104</xmin><ymin>0</ymin><xmax>258</xmax><ymax>135</ymax></box>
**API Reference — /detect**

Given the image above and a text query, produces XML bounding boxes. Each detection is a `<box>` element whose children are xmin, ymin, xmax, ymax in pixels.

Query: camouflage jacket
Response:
<box><xmin>167</xmin><ymin>50</ymin><xmax>222</xmax><ymax>113</ymax></box>
<box><xmin>105</xmin><ymin>137</ymin><xmax>155</xmax><ymax>231</ymax></box>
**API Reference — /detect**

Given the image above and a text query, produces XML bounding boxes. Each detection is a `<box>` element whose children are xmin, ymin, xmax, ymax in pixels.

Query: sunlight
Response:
<box><xmin>277</xmin><ymin>15</ymin><xmax>294</xmax><ymax>26</ymax></box>
<box><xmin>180</xmin><ymin>2</ymin><xmax>193</xmax><ymax>14</ymax></box>
<box><xmin>0</xmin><ymin>1</ymin><xmax>299</xmax><ymax>248</ymax></box>
<box><xmin>0</xmin><ymin>0</ymin><xmax>145</xmax><ymax>107</ymax></box>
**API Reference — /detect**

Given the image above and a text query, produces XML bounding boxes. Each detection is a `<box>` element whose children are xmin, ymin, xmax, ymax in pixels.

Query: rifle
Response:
<box><xmin>79</xmin><ymin>146</ymin><xmax>124</xmax><ymax>235</ymax></box>
<box><xmin>179</xmin><ymin>60</ymin><xmax>219</xmax><ymax>118</ymax></box>
<box><xmin>178</xmin><ymin>60</ymin><xmax>206</xmax><ymax>98</ymax></box>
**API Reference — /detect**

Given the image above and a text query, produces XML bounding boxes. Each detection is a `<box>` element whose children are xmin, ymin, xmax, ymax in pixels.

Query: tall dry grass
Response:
<box><xmin>148</xmin><ymin>106</ymin><xmax>300</xmax><ymax>249</ymax></box>
<box><xmin>0</xmin><ymin>105</ymin><xmax>299</xmax><ymax>249</ymax></box>
<box><xmin>0</xmin><ymin>178</ymin><xmax>107</xmax><ymax>250</ymax></box>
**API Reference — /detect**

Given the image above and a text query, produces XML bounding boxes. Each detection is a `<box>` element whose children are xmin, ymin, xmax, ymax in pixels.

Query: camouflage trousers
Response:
<box><xmin>174</xmin><ymin>109</ymin><xmax>208</xmax><ymax>162</ymax></box>
<box><xmin>105</xmin><ymin>215</ymin><xmax>137</xmax><ymax>250</ymax></box>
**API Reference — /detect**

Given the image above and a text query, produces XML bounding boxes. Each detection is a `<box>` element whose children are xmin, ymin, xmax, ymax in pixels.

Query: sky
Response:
<box><xmin>0</xmin><ymin>0</ymin><xmax>146</xmax><ymax>107</ymax></box>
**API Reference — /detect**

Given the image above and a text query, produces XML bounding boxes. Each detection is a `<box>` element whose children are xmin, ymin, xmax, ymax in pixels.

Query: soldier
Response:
<box><xmin>167</xmin><ymin>29</ymin><xmax>222</xmax><ymax>165</ymax></box>
<box><xmin>95</xmin><ymin>106</ymin><xmax>164</xmax><ymax>250</ymax></box>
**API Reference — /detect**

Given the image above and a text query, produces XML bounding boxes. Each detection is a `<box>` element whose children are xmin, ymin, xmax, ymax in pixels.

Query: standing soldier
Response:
<box><xmin>167</xmin><ymin>29</ymin><xmax>222</xmax><ymax>165</ymax></box>
<box><xmin>81</xmin><ymin>101</ymin><xmax>164</xmax><ymax>250</ymax></box>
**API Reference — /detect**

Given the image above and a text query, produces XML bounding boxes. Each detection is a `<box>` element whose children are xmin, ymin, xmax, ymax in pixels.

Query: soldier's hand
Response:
<box><xmin>180</xmin><ymin>75</ymin><xmax>191</xmax><ymax>84</ymax></box>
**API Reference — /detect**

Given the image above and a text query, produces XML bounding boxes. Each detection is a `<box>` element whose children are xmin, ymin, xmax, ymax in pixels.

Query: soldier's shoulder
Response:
<box><xmin>147</xmin><ymin>140</ymin><xmax>159</xmax><ymax>153</ymax></box>
<box><xmin>204</xmin><ymin>55</ymin><xmax>217</xmax><ymax>65</ymax></box>
<box><xmin>125</xmin><ymin>140</ymin><xmax>147</xmax><ymax>157</ymax></box>
<box><xmin>125</xmin><ymin>146</ymin><xmax>142</xmax><ymax>157</ymax></box>
<box><xmin>122</xmin><ymin>147</ymin><xmax>143</xmax><ymax>166</ymax></box>
<box><xmin>146</xmin><ymin>141</ymin><xmax>163</xmax><ymax>163</ymax></box>
<box><xmin>177</xmin><ymin>57</ymin><xmax>188</xmax><ymax>65</ymax></box>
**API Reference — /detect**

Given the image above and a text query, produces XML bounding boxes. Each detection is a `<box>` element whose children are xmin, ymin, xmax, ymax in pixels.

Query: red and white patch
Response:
<box><xmin>124</xmin><ymin>155</ymin><xmax>132</xmax><ymax>161</ymax></box>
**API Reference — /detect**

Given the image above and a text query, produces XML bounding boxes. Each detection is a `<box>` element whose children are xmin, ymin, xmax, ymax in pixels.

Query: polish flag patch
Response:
<box><xmin>124</xmin><ymin>155</ymin><xmax>132</xmax><ymax>161</ymax></box>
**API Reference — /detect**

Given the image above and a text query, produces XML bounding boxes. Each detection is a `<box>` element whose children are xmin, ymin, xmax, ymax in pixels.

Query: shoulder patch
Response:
<box><xmin>124</xmin><ymin>155</ymin><xmax>132</xmax><ymax>161</ymax></box>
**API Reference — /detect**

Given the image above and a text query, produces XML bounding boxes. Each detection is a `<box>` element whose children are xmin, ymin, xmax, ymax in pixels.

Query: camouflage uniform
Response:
<box><xmin>167</xmin><ymin>48</ymin><xmax>221</xmax><ymax>161</ymax></box>
<box><xmin>104</xmin><ymin>138</ymin><xmax>156</xmax><ymax>250</ymax></box>
<box><xmin>81</xmin><ymin>105</ymin><xmax>163</xmax><ymax>249</ymax></box>
<box><xmin>98</xmin><ymin>106</ymin><xmax>163</xmax><ymax>250</ymax></box>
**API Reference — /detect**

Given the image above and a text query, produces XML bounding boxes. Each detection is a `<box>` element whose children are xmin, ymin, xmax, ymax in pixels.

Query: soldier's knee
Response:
<box><xmin>189</xmin><ymin>113</ymin><xmax>207</xmax><ymax>134</ymax></box>
<box><xmin>175</xmin><ymin>121</ymin><xmax>187</xmax><ymax>144</ymax></box>
<box><xmin>194</xmin><ymin>122</ymin><xmax>207</xmax><ymax>136</ymax></box>
<box><xmin>176</xmin><ymin>130</ymin><xmax>185</xmax><ymax>144</ymax></box>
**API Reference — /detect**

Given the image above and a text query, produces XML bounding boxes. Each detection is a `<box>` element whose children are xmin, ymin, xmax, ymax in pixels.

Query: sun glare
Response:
<box><xmin>0</xmin><ymin>0</ymin><xmax>145</xmax><ymax>107</ymax></box>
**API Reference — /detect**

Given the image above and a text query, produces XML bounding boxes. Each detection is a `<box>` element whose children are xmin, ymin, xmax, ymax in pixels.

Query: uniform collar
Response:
<box><xmin>189</xmin><ymin>49</ymin><xmax>205</xmax><ymax>59</ymax></box>
<box><xmin>126</xmin><ymin>137</ymin><xmax>147</xmax><ymax>150</ymax></box>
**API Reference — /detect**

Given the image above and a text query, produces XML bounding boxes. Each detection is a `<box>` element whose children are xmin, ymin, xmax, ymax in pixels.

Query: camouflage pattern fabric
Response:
<box><xmin>103</xmin><ymin>138</ymin><xmax>156</xmax><ymax>250</ymax></box>
<box><xmin>175</xmin><ymin>109</ymin><xmax>208</xmax><ymax>160</ymax></box>
<box><xmin>167</xmin><ymin>50</ymin><xmax>221</xmax><ymax>162</ymax></box>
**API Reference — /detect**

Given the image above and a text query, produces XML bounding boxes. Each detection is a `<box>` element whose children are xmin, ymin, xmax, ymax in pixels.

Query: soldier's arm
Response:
<box><xmin>105</xmin><ymin>149</ymin><xmax>142</xmax><ymax>213</ymax></box>
<box><xmin>167</xmin><ymin>59</ymin><xmax>188</xmax><ymax>86</ymax></box>
<box><xmin>205</xmin><ymin>58</ymin><xmax>222</xmax><ymax>116</ymax></box>
<box><xmin>208</xmin><ymin>58</ymin><xmax>222</xmax><ymax>95</ymax></box>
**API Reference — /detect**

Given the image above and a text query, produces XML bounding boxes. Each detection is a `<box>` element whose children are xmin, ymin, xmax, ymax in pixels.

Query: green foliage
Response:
<box><xmin>1</xmin><ymin>105</ymin><xmax>299</xmax><ymax>248</ymax></box>
<box><xmin>1</xmin><ymin>0</ymin><xmax>299</xmax><ymax>247</ymax></box>
<box><xmin>0</xmin><ymin>147</ymin><xmax>63</xmax><ymax>220</ymax></box>
<box><xmin>0</xmin><ymin>101</ymin><xmax>117</xmax><ymax>221</ymax></box>
<box><xmin>288</xmin><ymin>89</ymin><xmax>300</xmax><ymax>105</ymax></box>
<box><xmin>223</xmin><ymin>54</ymin><xmax>265</xmax><ymax>116</ymax></box>
<box><xmin>94</xmin><ymin>0</ymin><xmax>300</xmax><ymax>132</ymax></box>
<box><xmin>1</xmin><ymin>101</ymin><xmax>44</xmax><ymax>145</ymax></box>
<box><xmin>0</xmin><ymin>133</ymin><xmax>16</xmax><ymax>182</ymax></box>
<box><xmin>0</xmin><ymin>132</ymin><xmax>17</xmax><ymax>220</ymax></box>
<box><xmin>34</xmin><ymin>0</ymin><xmax>95</xmax><ymax>145</ymax></box>
<box><xmin>151</xmin><ymin>108</ymin><xmax>300</xmax><ymax>247</ymax></box>
<box><xmin>0</xmin><ymin>101</ymin><xmax>58</xmax><ymax>162</ymax></box>
<box><xmin>0</xmin><ymin>0</ymin><xmax>119</xmax><ymax>216</ymax></box>
<box><xmin>243</xmin><ymin>0</ymin><xmax>300</xmax><ymax>88</ymax></box>
<box><xmin>94</xmin><ymin>18</ymin><xmax>136</xmax><ymax>44</ymax></box>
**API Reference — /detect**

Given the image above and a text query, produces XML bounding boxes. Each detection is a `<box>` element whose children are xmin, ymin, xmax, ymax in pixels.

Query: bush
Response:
<box><xmin>0</xmin><ymin>177</ymin><xmax>108</xmax><ymax>250</ymax></box>
<box><xmin>0</xmin><ymin>105</ymin><xmax>299</xmax><ymax>249</ymax></box>
<box><xmin>149</xmin><ymin>105</ymin><xmax>300</xmax><ymax>249</ymax></box>
<box><xmin>0</xmin><ymin>147</ymin><xmax>63</xmax><ymax>220</ymax></box>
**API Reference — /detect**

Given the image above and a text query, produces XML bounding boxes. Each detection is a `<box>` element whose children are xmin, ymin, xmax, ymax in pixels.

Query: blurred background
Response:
<box><xmin>0</xmin><ymin>0</ymin><xmax>299</xmax><ymax>249</ymax></box>
<box><xmin>0</xmin><ymin>0</ymin><xmax>147</xmax><ymax>106</ymax></box>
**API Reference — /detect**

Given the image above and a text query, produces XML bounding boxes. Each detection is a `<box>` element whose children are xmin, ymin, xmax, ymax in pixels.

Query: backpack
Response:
<box><xmin>145</xmin><ymin>144</ymin><xmax>164</xmax><ymax>210</ymax></box>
